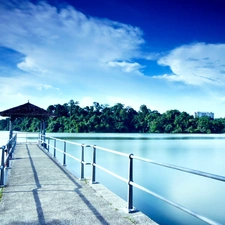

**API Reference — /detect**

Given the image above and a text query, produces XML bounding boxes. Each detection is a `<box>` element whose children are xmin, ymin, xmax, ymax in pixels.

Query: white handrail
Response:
<box><xmin>39</xmin><ymin>134</ymin><xmax>223</xmax><ymax>225</ymax></box>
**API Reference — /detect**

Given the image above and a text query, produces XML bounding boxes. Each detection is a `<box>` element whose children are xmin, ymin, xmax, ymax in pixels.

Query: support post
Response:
<box><xmin>91</xmin><ymin>145</ymin><xmax>96</xmax><ymax>184</ymax></box>
<box><xmin>63</xmin><ymin>141</ymin><xmax>66</xmax><ymax>166</ymax></box>
<box><xmin>127</xmin><ymin>154</ymin><xmax>135</xmax><ymax>212</ymax></box>
<box><xmin>47</xmin><ymin>138</ymin><xmax>50</xmax><ymax>152</ymax></box>
<box><xmin>80</xmin><ymin>144</ymin><xmax>84</xmax><ymax>180</ymax></box>
<box><xmin>53</xmin><ymin>139</ymin><xmax>56</xmax><ymax>158</ymax></box>
<box><xmin>7</xmin><ymin>118</ymin><xmax>13</xmax><ymax>167</ymax></box>
<box><xmin>39</xmin><ymin>122</ymin><xmax>42</xmax><ymax>145</ymax></box>
<box><xmin>42</xmin><ymin>120</ymin><xmax>46</xmax><ymax>149</ymax></box>
<box><xmin>6</xmin><ymin>144</ymin><xmax>10</xmax><ymax>168</ymax></box>
<box><xmin>38</xmin><ymin>132</ymin><xmax>40</xmax><ymax>145</ymax></box>
<box><xmin>9</xmin><ymin>135</ymin><xmax>16</xmax><ymax>161</ymax></box>
<box><xmin>0</xmin><ymin>146</ymin><xmax>5</xmax><ymax>186</ymax></box>
<box><xmin>8</xmin><ymin>118</ymin><xmax>13</xmax><ymax>140</ymax></box>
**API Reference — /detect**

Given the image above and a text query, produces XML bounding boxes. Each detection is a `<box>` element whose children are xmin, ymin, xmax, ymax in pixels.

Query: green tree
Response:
<box><xmin>196</xmin><ymin>116</ymin><xmax>212</xmax><ymax>133</ymax></box>
<box><xmin>0</xmin><ymin>118</ymin><xmax>9</xmax><ymax>130</ymax></box>
<box><xmin>2</xmin><ymin>99</ymin><xmax>225</xmax><ymax>134</ymax></box>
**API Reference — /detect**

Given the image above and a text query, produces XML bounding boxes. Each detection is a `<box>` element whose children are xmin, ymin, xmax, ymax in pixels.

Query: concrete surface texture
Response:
<box><xmin>0</xmin><ymin>143</ymin><xmax>158</xmax><ymax>225</ymax></box>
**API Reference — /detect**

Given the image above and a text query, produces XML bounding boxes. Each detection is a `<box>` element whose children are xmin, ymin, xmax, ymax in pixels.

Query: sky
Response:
<box><xmin>1</xmin><ymin>0</ymin><xmax>225</xmax><ymax>118</ymax></box>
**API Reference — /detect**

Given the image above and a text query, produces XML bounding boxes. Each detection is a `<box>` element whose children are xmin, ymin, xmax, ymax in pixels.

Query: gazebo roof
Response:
<box><xmin>0</xmin><ymin>102</ymin><xmax>51</xmax><ymax>119</ymax></box>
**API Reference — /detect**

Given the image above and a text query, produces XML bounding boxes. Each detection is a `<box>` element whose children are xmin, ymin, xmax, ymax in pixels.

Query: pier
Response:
<box><xmin>0</xmin><ymin>141</ymin><xmax>157</xmax><ymax>225</ymax></box>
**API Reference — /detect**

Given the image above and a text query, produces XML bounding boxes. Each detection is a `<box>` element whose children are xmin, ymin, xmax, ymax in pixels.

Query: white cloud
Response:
<box><xmin>0</xmin><ymin>76</ymin><xmax>37</xmax><ymax>95</ymax></box>
<box><xmin>0</xmin><ymin>1</ymin><xmax>144</xmax><ymax>77</ymax></box>
<box><xmin>107</xmin><ymin>61</ymin><xmax>144</xmax><ymax>73</ymax></box>
<box><xmin>38</xmin><ymin>84</ymin><xmax>55</xmax><ymax>91</ymax></box>
<box><xmin>157</xmin><ymin>43</ymin><xmax>225</xmax><ymax>85</ymax></box>
<box><xmin>17</xmin><ymin>57</ymin><xmax>48</xmax><ymax>74</ymax></box>
<box><xmin>0</xmin><ymin>0</ymin><xmax>148</xmax><ymax>113</ymax></box>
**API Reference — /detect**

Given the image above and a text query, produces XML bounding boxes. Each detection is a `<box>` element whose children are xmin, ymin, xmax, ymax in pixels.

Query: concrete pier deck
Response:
<box><xmin>0</xmin><ymin>143</ymin><xmax>158</xmax><ymax>225</ymax></box>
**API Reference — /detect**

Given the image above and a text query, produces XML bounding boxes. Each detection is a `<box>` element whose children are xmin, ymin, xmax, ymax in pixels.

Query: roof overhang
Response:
<box><xmin>0</xmin><ymin>102</ymin><xmax>52</xmax><ymax>120</ymax></box>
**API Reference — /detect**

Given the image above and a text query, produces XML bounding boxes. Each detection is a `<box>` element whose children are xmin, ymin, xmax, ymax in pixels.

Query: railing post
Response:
<box><xmin>6</xmin><ymin>142</ymin><xmax>10</xmax><ymax>168</ymax></box>
<box><xmin>40</xmin><ymin>133</ymin><xmax>42</xmax><ymax>145</ymax></box>
<box><xmin>80</xmin><ymin>144</ymin><xmax>85</xmax><ymax>180</ymax></box>
<box><xmin>40</xmin><ymin>122</ymin><xmax>42</xmax><ymax>143</ymax></box>
<box><xmin>127</xmin><ymin>154</ymin><xmax>135</xmax><ymax>212</ymax></box>
<box><xmin>53</xmin><ymin>139</ymin><xmax>56</xmax><ymax>158</ymax></box>
<box><xmin>11</xmin><ymin>134</ymin><xmax>17</xmax><ymax>155</ymax></box>
<box><xmin>63</xmin><ymin>141</ymin><xmax>66</xmax><ymax>166</ymax></box>
<box><xmin>42</xmin><ymin>120</ymin><xmax>46</xmax><ymax>149</ymax></box>
<box><xmin>0</xmin><ymin>146</ymin><xmax>5</xmax><ymax>186</ymax></box>
<box><xmin>92</xmin><ymin>145</ymin><xmax>96</xmax><ymax>184</ymax></box>
<box><xmin>43</xmin><ymin>134</ymin><xmax>46</xmax><ymax>149</ymax></box>
<box><xmin>47</xmin><ymin>138</ymin><xmax>50</xmax><ymax>152</ymax></box>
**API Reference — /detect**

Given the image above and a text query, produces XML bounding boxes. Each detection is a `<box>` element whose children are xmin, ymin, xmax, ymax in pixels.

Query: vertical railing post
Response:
<box><xmin>53</xmin><ymin>139</ymin><xmax>56</xmax><ymax>158</ymax></box>
<box><xmin>9</xmin><ymin>140</ymin><xmax>13</xmax><ymax>160</ymax></box>
<box><xmin>13</xmin><ymin>135</ymin><xmax>16</xmax><ymax>153</ymax></box>
<box><xmin>6</xmin><ymin>141</ymin><xmax>10</xmax><ymax>168</ymax></box>
<box><xmin>10</xmin><ymin>135</ymin><xmax>16</xmax><ymax>157</ymax></box>
<box><xmin>40</xmin><ymin>133</ymin><xmax>43</xmax><ymax>146</ymax></box>
<box><xmin>42</xmin><ymin>120</ymin><xmax>46</xmax><ymax>149</ymax></box>
<box><xmin>63</xmin><ymin>141</ymin><xmax>66</xmax><ymax>166</ymax></box>
<box><xmin>0</xmin><ymin>146</ymin><xmax>5</xmax><ymax>186</ymax></box>
<box><xmin>127</xmin><ymin>154</ymin><xmax>135</xmax><ymax>212</ymax></box>
<box><xmin>39</xmin><ymin>121</ymin><xmax>42</xmax><ymax>145</ymax></box>
<box><xmin>92</xmin><ymin>145</ymin><xmax>96</xmax><ymax>184</ymax></box>
<box><xmin>80</xmin><ymin>144</ymin><xmax>84</xmax><ymax>180</ymax></box>
<box><xmin>47</xmin><ymin>138</ymin><xmax>50</xmax><ymax>152</ymax></box>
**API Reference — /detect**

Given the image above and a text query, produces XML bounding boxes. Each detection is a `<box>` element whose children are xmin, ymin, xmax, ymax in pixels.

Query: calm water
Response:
<box><xmin>1</xmin><ymin>131</ymin><xmax>225</xmax><ymax>225</ymax></box>
<box><xmin>0</xmin><ymin>131</ymin><xmax>39</xmax><ymax>165</ymax></box>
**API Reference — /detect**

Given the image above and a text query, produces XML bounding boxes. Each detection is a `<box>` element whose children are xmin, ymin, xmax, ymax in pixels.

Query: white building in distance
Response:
<box><xmin>194</xmin><ymin>112</ymin><xmax>214</xmax><ymax>119</ymax></box>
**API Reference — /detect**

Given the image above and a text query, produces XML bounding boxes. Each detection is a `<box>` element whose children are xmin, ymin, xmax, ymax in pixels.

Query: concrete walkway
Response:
<box><xmin>0</xmin><ymin>143</ymin><xmax>158</xmax><ymax>225</ymax></box>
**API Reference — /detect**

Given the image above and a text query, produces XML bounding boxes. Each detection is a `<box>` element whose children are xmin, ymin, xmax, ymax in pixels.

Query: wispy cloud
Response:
<box><xmin>107</xmin><ymin>61</ymin><xmax>144</xmax><ymax>73</ymax></box>
<box><xmin>156</xmin><ymin>43</ymin><xmax>225</xmax><ymax>85</ymax></box>
<box><xmin>0</xmin><ymin>1</ymin><xmax>144</xmax><ymax>76</ymax></box>
<box><xmin>0</xmin><ymin>0</ymin><xmax>145</xmax><ymax>109</ymax></box>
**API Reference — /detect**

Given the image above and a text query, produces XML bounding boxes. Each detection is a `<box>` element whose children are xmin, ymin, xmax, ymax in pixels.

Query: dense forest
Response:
<box><xmin>0</xmin><ymin>100</ymin><xmax>225</xmax><ymax>133</ymax></box>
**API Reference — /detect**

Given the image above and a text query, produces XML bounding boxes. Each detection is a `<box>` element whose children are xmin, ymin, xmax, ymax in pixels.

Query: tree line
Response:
<box><xmin>0</xmin><ymin>100</ymin><xmax>225</xmax><ymax>133</ymax></box>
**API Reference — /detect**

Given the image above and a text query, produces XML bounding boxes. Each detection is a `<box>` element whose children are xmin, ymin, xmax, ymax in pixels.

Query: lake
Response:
<box><xmin>1</xmin><ymin>131</ymin><xmax>225</xmax><ymax>225</ymax></box>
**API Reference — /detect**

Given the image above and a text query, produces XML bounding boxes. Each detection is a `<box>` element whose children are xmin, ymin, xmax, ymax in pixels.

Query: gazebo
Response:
<box><xmin>0</xmin><ymin>101</ymin><xmax>51</xmax><ymax>140</ymax></box>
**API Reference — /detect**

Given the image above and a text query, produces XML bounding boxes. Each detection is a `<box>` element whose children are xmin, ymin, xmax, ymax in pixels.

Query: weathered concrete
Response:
<box><xmin>0</xmin><ymin>143</ymin><xmax>158</xmax><ymax>225</ymax></box>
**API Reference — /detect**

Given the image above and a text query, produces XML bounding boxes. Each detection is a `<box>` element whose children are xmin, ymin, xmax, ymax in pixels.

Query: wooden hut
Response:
<box><xmin>0</xmin><ymin>102</ymin><xmax>51</xmax><ymax>139</ymax></box>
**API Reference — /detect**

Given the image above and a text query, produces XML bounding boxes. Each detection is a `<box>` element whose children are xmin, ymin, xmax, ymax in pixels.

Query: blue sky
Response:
<box><xmin>1</xmin><ymin>0</ymin><xmax>225</xmax><ymax>118</ymax></box>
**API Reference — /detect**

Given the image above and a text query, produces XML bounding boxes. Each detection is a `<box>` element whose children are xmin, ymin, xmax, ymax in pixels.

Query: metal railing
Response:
<box><xmin>39</xmin><ymin>134</ymin><xmax>224</xmax><ymax>225</ymax></box>
<box><xmin>0</xmin><ymin>134</ymin><xmax>17</xmax><ymax>186</ymax></box>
